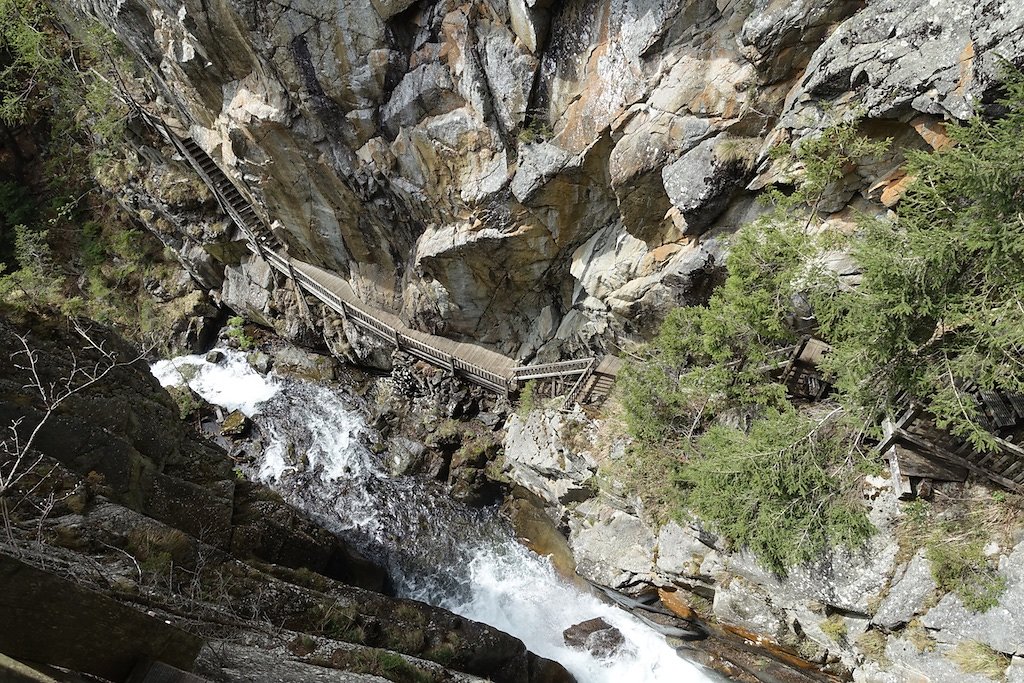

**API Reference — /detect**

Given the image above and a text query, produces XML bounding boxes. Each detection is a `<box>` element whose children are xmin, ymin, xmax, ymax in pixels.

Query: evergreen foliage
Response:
<box><xmin>817</xmin><ymin>72</ymin><xmax>1024</xmax><ymax>450</ymax></box>
<box><xmin>623</xmin><ymin>76</ymin><xmax>1024</xmax><ymax>573</ymax></box>
<box><xmin>619</xmin><ymin>116</ymin><xmax>891</xmax><ymax>572</ymax></box>
<box><xmin>0</xmin><ymin>0</ymin><xmax>183</xmax><ymax>346</ymax></box>
<box><xmin>683</xmin><ymin>408</ymin><xmax>873</xmax><ymax>573</ymax></box>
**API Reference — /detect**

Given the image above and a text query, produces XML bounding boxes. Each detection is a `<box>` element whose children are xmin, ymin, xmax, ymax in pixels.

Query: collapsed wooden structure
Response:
<box><xmin>766</xmin><ymin>336</ymin><xmax>1024</xmax><ymax>496</ymax></box>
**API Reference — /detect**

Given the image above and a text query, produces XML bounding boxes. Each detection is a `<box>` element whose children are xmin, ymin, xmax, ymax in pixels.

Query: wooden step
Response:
<box><xmin>981</xmin><ymin>391</ymin><xmax>1016</xmax><ymax>429</ymax></box>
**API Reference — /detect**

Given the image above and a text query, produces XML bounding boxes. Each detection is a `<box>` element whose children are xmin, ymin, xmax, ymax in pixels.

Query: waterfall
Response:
<box><xmin>152</xmin><ymin>350</ymin><xmax>718</xmax><ymax>683</ymax></box>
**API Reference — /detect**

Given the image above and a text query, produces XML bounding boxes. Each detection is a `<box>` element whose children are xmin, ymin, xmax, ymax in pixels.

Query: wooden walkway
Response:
<box><xmin>151</xmin><ymin>119</ymin><xmax>618</xmax><ymax>402</ymax></box>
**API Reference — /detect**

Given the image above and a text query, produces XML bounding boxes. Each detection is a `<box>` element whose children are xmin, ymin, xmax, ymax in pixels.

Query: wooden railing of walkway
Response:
<box><xmin>149</xmin><ymin>116</ymin><xmax>618</xmax><ymax>402</ymax></box>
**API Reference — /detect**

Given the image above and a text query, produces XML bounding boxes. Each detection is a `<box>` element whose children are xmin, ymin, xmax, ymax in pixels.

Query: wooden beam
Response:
<box><xmin>894</xmin><ymin>428</ymin><xmax>1024</xmax><ymax>494</ymax></box>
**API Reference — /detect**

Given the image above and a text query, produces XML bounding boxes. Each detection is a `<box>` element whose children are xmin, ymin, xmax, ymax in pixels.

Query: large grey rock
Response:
<box><xmin>723</xmin><ymin>528</ymin><xmax>899</xmax><ymax>615</ymax></box>
<box><xmin>1009</xmin><ymin>657</ymin><xmax>1024</xmax><ymax>683</ymax></box>
<box><xmin>921</xmin><ymin>541</ymin><xmax>1024</xmax><ymax>655</ymax></box>
<box><xmin>782</xmin><ymin>0</ymin><xmax>1024</xmax><ymax>129</ymax></box>
<box><xmin>569</xmin><ymin>499</ymin><xmax>656</xmax><ymax>588</ymax></box>
<box><xmin>655</xmin><ymin>521</ymin><xmax>717</xmax><ymax>577</ymax></box>
<box><xmin>272</xmin><ymin>346</ymin><xmax>336</xmax><ymax>382</ymax></box>
<box><xmin>222</xmin><ymin>257</ymin><xmax>275</xmax><ymax>327</ymax></box>
<box><xmin>382</xmin><ymin>63</ymin><xmax>465</xmax><ymax>136</ymax></box>
<box><xmin>502</xmin><ymin>410</ymin><xmax>597</xmax><ymax>507</ymax></box>
<box><xmin>662</xmin><ymin>134</ymin><xmax>753</xmax><ymax>236</ymax></box>
<box><xmin>873</xmin><ymin>550</ymin><xmax>937</xmax><ymax>630</ymax></box>
<box><xmin>85</xmin><ymin>0</ymin><xmax>1024</xmax><ymax>364</ymax></box>
<box><xmin>865</xmin><ymin>635</ymin><xmax>1004</xmax><ymax>683</ymax></box>
<box><xmin>712</xmin><ymin>577</ymin><xmax>786</xmax><ymax>638</ymax></box>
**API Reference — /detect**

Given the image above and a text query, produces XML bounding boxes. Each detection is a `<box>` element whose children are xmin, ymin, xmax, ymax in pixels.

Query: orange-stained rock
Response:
<box><xmin>911</xmin><ymin>115</ymin><xmax>953</xmax><ymax>151</ymax></box>
<box><xmin>880</xmin><ymin>173</ymin><xmax>915</xmax><ymax>207</ymax></box>
<box><xmin>658</xmin><ymin>587</ymin><xmax>696</xmax><ymax>620</ymax></box>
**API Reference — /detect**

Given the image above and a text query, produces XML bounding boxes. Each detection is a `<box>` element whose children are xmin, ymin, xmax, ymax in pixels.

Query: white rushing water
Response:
<box><xmin>153</xmin><ymin>350</ymin><xmax>717</xmax><ymax>683</ymax></box>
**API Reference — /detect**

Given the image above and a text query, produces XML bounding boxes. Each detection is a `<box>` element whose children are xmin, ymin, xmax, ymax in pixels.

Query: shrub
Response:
<box><xmin>517</xmin><ymin>380</ymin><xmax>538</xmax><ymax>416</ymax></box>
<box><xmin>817</xmin><ymin>69</ymin><xmax>1024</xmax><ymax>449</ymax></box>
<box><xmin>680</xmin><ymin>408</ymin><xmax>873</xmax><ymax>574</ymax></box>
<box><xmin>226</xmin><ymin>315</ymin><xmax>254</xmax><ymax>350</ymax></box>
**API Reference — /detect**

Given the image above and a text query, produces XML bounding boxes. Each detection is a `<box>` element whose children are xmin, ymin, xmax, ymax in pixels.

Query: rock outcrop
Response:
<box><xmin>73</xmin><ymin>0</ymin><xmax>1024</xmax><ymax>363</ymax></box>
<box><xmin>499</xmin><ymin>402</ymin><xmax>1024</xmax><ymax>681</ymax></box>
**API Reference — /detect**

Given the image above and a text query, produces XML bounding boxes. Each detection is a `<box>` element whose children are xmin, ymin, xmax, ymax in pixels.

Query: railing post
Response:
<box><xmin>393</xmin><ymin>328</ymin><xmax>401</xmax><ymax>350</ymax></box>
<box><xmin>449</xmin><ymin>354</ymin><xmax>457</xmax><ymax>376</ymax></box>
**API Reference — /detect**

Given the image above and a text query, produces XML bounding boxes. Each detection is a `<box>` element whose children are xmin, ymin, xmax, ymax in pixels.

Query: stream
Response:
<box><xmin>152</xmin><ymin>350</ymin><xmax>717</xmax><ymax>683</ymax></box>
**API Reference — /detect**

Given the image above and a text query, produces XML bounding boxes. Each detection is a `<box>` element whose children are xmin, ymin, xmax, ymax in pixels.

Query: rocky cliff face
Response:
<box><xmin>74</xmin><ymin>0</ymin><xmax>1024</xmax><ymax>360</ymax></box>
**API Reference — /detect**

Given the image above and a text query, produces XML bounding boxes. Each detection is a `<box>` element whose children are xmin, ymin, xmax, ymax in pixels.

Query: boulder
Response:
<box><xmin>569</xmin><ymin>499</ymin><xmax>655</xmax><ymax>589</ymax></box>
<box><xmin>272</xmin><ymin>346</ymin><xmax>337</xmax><ymax>382</ymax></box>
<box><xmin>662</xmin><ymin>134</ymin><xmax>754</xmax><ymax>236</ymax></box>
<box><xmin>221</xmin><ymin>410</ymin><xmax>251</xmax><ymax>438</ymax></box>
<box><xmin>562</xmin><ymin>617</ymin><xmax>626</xmax><ymax>658</ymax></box>
<box><xmin>502</xmin><ymin>411</ymin><xmax>597</xmax><ymax>508</ymax></box>
<box><xmin>872</xmin><ymin>550</ymin><xmax>936</xmax><ymax>630</ymax></box>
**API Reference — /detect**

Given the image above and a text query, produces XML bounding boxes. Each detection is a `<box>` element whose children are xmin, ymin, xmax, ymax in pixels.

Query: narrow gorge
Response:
<box><xmin>3</xmin><ymin>0</ymin><xmax>1024</xmax><ymax>682</ymax></box>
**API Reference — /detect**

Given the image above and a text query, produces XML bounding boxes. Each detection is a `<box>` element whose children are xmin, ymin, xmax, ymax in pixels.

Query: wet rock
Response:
<box><xmin>387</xmin><ymin>436</ymin><xmax>430</xmax><ymax>476</ymax></box>
<box><xmin>504</xmin><ymin>493</ymin><xmax>579</xmax><ymax>582</ymax></box>
<box><xmin>205</xmin><ymin>349</ymin><xmax>225</xmax><ymax>364</ymax></box>
<box><xmin>247</xmin><ymin>350</ymin><xmax>272</xmax><ymax>374</ymax></box>
<box><xmin>562</xmin><ymin>617</ymin><xmax>626</xmax><ymax>658</ymax></box>
<box><xmin>220</xmin><ymin>410</ymin><xmax>251</xmax><ymax>438</ymax></box>
<box><xmin>273</xmin><ymin>346</ymin><xmax>337</xmax><ymax>382</ymax></box>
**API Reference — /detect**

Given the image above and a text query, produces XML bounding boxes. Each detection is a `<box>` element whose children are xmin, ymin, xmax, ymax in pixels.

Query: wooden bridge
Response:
<box><xmin>155</xmin><ymin>122</ymin><xmax>618</xmax><ymax>404</ymax></box>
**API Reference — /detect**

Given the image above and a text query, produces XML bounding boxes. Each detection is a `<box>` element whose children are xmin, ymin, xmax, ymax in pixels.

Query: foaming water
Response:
<box><xmin>152</xmin><ymin>353</ymin><xmax>280</xmax><ymax>416</ymax></box>
<box><xmin>445</xmin><ymin>543</ymin><xmax>710</xmax><ymax>683</ymax></box>
<box><xmin>154</xmin><ymin>350</ymin><xmax>715</xmax><ymax>682</ymax></box>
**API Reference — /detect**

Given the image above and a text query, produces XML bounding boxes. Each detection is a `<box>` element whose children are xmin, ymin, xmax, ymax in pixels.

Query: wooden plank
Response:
<box><xmin>887</xmin><ymin>446</ymin><xmax>915</xmax><ymax>499</ymax></box>
<box><xmin>890</xmin><ymin>444</ymin><xmax>967</xmax><ymax>481</ymax></box>
<box><xmin>595</xmin><ymin>354</ymin><xmax>623</xmax><ymax>376</ymax></box>
<box><xmin>980</xmin><ymin>390</ymin><xmax>1016</xmax><ymax>429</ymax></box>
<box><xmin>1005</xmin><ymin>393</ymin><xmax>1024</xmax><ymax>418</ymax></box>
<box><xmin>1001</xmin><ymin>458</ymin><xmax>1024</xmax><ymax>480</ymax></box>
<box><xmin>894</xmin><ymin>429</ymin><xmax>1024</xmax><ymax>494</ymax></box>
